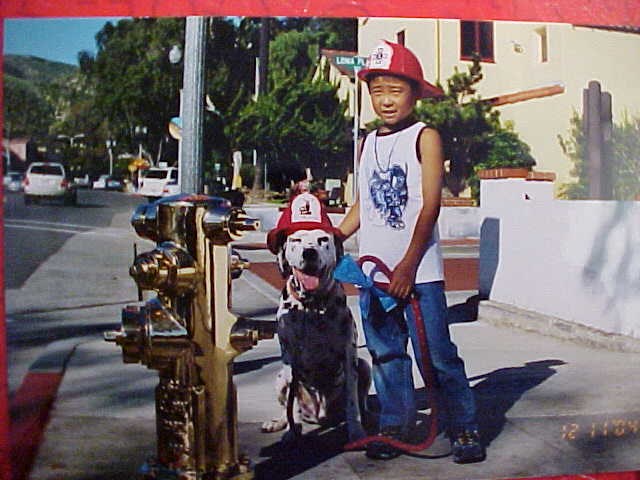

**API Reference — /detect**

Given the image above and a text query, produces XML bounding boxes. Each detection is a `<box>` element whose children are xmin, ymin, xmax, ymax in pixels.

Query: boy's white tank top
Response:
<box><xmin>358</xmin><ymin>121</ymin><xmax>444</xmax><ymax>284</ymax></box>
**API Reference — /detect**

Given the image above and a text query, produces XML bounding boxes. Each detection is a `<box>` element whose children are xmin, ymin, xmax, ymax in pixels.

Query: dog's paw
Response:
<box><xmin>261</xmin><ymin>417</ymin><xmax>288</xmax><ymax>433</ymax></box>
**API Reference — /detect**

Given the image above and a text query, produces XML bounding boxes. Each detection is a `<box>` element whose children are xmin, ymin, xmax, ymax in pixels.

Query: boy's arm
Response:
<box><xmin>388</xmin><ymin>128</ymin><xmax>444</xmax><ymax>299</ymax></box>
<box><xmin>338</xmin><ymin>136</ymin><xmax>363</xmax><ymax>240</ymax></box>
<box><xmin>338</xmin><ymin>199</ymin><xmax>360</xmax><ymax>240</ymax></box>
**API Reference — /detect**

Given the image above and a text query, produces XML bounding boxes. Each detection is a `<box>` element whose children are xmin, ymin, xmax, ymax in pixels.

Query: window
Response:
<box><xmin>536</xmin><ymin>27</ymin><xmax>549</xmax><ymax>63</ymax></box>
<box><xmin>460</xmin><ymin>21</ymin><xmax>494</xmax><ymax>62</ymax></box>
<box><xmin>30</xmin><ymin>165</ymin><xmax>63</xmax><ymax>175</ymax></box>
<box><xmin>145</xmin><ymin>169</ymin><xmax>172</xmax><ymax>179</ymax></box>
<box><xmin>397</xmin><ymin>30</ymin><xmax>405</xmax><ymax>46</ymax></box>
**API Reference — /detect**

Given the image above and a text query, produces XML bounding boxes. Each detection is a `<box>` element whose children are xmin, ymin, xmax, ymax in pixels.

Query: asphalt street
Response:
<box><xmin>3</xmin><ymin>189</ymin><xmax>145</xmax><ymax>396</ymax></box>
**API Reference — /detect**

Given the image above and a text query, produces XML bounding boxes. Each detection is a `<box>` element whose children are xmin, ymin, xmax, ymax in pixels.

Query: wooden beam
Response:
<box><xmin>485</xmin><ymin>84</ymin><xmax>565</xmax><ymax>106</ymax></box>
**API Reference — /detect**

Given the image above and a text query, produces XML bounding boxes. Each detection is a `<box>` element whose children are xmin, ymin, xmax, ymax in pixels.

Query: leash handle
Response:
<box><xmin>345</xmin><ymin>255</ymin><xmax>439</xmax><ymax>454</ymax></box>
<box><xmin>357</xmin><ymin>255</ymin><xmax>394</xmax><ymax>283</ymax></box>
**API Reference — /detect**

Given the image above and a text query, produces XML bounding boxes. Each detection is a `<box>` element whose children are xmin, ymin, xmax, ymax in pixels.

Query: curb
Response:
<box><xmin>478</xmin><ymin>300</ymin><xmax>640</xmax><ymax>353</ymax></box>
<box><xmin>10</xmin><ymin>338</ymin><xmax>81</xmax><ymax>480</ymax></box>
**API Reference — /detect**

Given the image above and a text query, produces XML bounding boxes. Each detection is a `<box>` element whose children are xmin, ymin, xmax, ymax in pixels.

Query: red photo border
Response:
<box><xmin>1</xmin><ymin>1</ymin><xmax>639</xmax><ymax>479</ymax></box>
<box><xmin>0</xmin><ymin>0</ymin><xmax>639</xmax><ymax>25</ymax></box>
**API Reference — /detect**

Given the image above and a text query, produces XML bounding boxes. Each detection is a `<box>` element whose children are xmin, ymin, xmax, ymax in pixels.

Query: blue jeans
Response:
<box><xmin>360</xmin><ymin>281</ymin><xmax>478</xmax><ymax>435</ymax></box>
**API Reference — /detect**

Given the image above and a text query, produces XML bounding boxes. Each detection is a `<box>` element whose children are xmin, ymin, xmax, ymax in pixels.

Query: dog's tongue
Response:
<box><xmin>294</xmin><ymin>269</ymin><xmax>320</xmax><ymax>291</ymax></box>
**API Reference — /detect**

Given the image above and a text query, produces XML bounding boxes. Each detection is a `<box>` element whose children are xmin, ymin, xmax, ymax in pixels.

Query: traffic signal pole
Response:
<box><xmin>180</xmin><ymin>16</ymin><xmax>207</xmax><ymax>195</ymax></box>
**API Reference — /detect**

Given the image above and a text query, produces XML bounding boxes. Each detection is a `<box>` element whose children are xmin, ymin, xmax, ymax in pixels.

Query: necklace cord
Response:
<box><xmin>373</xmin><ymin>131</ymin><xmax>401</xmax><ymax>173</ymax></box>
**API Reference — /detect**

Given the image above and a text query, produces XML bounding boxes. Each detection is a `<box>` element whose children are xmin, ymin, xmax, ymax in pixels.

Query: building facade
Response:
<box><xmin>357</xmin><ymin>18</ymin><xmax>640</xmax><ymax>190</ymax></box>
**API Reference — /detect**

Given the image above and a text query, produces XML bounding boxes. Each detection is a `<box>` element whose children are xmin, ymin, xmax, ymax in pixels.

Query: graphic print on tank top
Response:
<box><xmin>369</xmin><ymin>163</ymin><xmax>408</xmax><ymax>230</ymax></box>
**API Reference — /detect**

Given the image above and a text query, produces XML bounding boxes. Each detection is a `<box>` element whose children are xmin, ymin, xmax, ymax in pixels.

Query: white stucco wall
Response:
<box><xmin>479</xmin><ymin>178</ymin><xmax>640</xmax><ymax>339</ymax></box>
<box><xmin>245</xmin><ymin>205</ymin><xmax>480</xmax><ymax>240</ymax></box>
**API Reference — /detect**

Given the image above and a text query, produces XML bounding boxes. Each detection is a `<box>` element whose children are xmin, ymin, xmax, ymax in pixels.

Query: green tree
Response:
<box><xmin>84</xmin><ymin>17</ymin><xmax>261</xmax><ymax>183</ymax></box>
<box><xmin>470</xmin><ymin>122</ymin><xmax>535</xmax><ymax>198</ymax></box>
<box><xmin>559</xmin><ymin>111</ymin><xmax>640</xmax><ymax>200</ymax></box>
<box><xmin>11</xmin><ymin>17</ymin><xmax>355</xmax><ymax>190</ymax></box>
<box><xmin>230</xmin><ymin>28</ymin><xmax>351</xmax><ymax>191</ymax></box>
<box><xmin>275</xmin><ymin>18</ymin><xmax>358</xmax><ymax>51</ymax></box>
<box><xmin>3</xmin><ymin>75</ymin><xmax>55</xmax><ymax>138</ymax></box>
<box><xmin>232</xmin><ymin>77</ymin><xmax>350</xmax><ymax>191</ymax></box>
<box><xmin>45</xmin><ymin>52</ymin><xmax>118</xmax><ymax>178</ymax></box>
<box><xmin>558</xmin><ymin>111</ymin><xmax>589</xmax><ymax>199</ymax></box>
<box><xmin>415</xmin><ymin>58</ymin><xmax>535</xmax><ymax>197</ymax></box>
<box><xmin>87</xmin><ymin>18</ymin><xmax>185</xmax><ymax>163</ymax></box>
<box><xmin>269</xmin><ymin>29</ymin><xmax>321</xmax><ymax>85</ymax></box>
<box><xmin>611</xmin><ymin>114</ymin><xmax>640</xmax><ymax>200</ymax></box>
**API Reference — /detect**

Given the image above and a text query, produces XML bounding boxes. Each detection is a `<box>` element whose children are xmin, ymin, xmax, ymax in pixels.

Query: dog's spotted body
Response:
<box><xmin>262</xmin><ymin>229</ymin><xmax>370</xmax><ymax>442</ymax></box>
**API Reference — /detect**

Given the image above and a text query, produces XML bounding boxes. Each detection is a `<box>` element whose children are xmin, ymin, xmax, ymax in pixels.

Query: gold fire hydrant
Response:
<box><xmin>105</xmin><ymin>194</ymin><xmax>274</xmax><ymax>480</ymax></box>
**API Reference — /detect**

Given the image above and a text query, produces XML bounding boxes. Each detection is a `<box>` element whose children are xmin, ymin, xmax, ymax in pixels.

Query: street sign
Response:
<box><xmin>332</xmin><ymin>55</ymin><xmax>367</xmax><ymax>205</ymax></box>
<box><xmin>335</xmin><ymin>55</ymin><xmax>367</xmax><ymax>69</ymax></box>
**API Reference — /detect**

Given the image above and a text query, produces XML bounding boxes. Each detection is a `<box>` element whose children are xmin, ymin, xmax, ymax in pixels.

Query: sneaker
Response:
<box><xmin>365</xmin><ymin>425</ymin><xmax>405</xmax><ymax>460</ymax></box>
<box><xmin>451</xmin><ymin>429</ymin><xmax>486</xmax><ymax>464</ymax></box>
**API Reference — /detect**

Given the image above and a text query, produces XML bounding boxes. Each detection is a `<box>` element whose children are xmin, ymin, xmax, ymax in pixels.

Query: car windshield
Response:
<box><xmin>10</xmin><ymin>173</ymin><xmax>23</xmax><ymax>180</ymax></box>
<box><xmin>30</xmin><ymin>165</ymin><xmax>63</xmax><ymax>175</ymax></box>
<box><xmin>144</xmin><ymin>169</ymin><xmax>170</xmax><ymax>179</ymax></box>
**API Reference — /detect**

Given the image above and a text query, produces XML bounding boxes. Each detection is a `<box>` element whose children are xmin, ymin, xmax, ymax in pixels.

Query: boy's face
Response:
<box><xmin>368</xmin><ymin>75</ymin><xmax>418</xmax><ymax>129</ymax></box>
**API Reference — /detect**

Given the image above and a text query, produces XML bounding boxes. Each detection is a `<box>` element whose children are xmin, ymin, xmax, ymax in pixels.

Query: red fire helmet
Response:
<box><xmin>358</xmin><ymin>40</ymin><xmax>444</xmax><ymax>99</ymax></box>
<box><xmin>266</xmin><ymin>192</ymin><xmax>342</xmax><ymax>254</ymax></box>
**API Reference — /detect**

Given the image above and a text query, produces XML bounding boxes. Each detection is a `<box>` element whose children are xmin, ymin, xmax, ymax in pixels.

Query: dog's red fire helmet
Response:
<box><xmin>266</xmin><ymin>192</ymin><xmax>342</xmax><ymax>254</ymax></box>
<box><xmin>358</xmin><ymin>40</ymin><xmax>444</xmax><ymax>99</ymax></box>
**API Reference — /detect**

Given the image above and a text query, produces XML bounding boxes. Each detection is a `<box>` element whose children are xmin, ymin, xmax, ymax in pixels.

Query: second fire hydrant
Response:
<box><xmin>105</xmin><ymin>194</ymin><xmax>275</xmax><ymax>480</ymax></box>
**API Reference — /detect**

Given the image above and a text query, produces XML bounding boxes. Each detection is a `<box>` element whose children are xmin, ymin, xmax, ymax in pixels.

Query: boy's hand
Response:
<box><xmin>389</xmin><ymin>258</ymin><xmax>417</xmax><ymax>299</ymax></box>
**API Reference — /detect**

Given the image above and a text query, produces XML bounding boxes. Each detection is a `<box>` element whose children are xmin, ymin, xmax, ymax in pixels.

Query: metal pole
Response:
<box><xmin>106</xmin><ymin>139</ymin><xmax>115</xmax><ymax>176</ymax></box>
<box><xmin>251</xmin><ymin>18</ymin><xmax>270</xmax><ymax>192</ymax></box>
<box><xmin>352</xmin><ymin>67</ymin><xmax>361</xmax><ymax>204</ymax></box>
<box><xmin>258</xmin><ymin>19</ymin><xmax>269</xmax><ymax>97</ymax></box>
<box><xmin>180</xmin><ymin>16</ymin><xmax>206</xmax><ymax>195</ymax></box>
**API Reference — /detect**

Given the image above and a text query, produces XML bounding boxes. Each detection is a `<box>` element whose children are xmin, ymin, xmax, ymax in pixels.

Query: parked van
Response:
<box><xmin>138</xmin><ymin>167</ymin><xmax>179</xmax><ymax>200</ymax></box>
<box><xmin>23</xmin><ymin>162</ymin><xmax>76</xmax><ymax>205</ymax></box>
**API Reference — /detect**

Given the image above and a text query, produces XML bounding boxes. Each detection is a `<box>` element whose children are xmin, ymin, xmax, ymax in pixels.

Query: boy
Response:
<box><xmin>338</xmin><ymin>40</ymin><xmax>485</xmax><ymax>464</ymax></box>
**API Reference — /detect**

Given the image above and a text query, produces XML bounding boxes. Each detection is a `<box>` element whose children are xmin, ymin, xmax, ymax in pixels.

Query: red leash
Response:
<box><xmin>344</xmin><ymin>255</ymin><xmax>439</xmax><ymax>453</ymax></box>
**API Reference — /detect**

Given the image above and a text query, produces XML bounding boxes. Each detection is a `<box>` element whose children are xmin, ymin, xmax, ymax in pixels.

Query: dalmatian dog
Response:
<box><xmin>261</xmin><ymin>227</ymin><xmax>370</xmax><ymax>442</ymax></box>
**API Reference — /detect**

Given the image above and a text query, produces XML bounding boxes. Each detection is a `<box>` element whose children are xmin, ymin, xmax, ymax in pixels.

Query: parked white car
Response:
<box><xmin>73</xmin><ymin>174</ymin><xmax>91</xmax><ymax>188</ymax></box>
<box><xmin>92</xmin><ymin>174</ymin><xmax>109</xmax><ymax>189</ymax></box>
<box><xmin>138</xmin><ymin>167</ymin><xmax>179</xmax><ymax>200</ymax></box>
<box><xmin>23</xmin><ymin>162</ymin><xmax>76</xmax><ymax>205</ymax></box>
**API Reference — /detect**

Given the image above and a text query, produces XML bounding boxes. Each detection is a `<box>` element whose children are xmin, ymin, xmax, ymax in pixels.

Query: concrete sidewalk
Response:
<box><xmin>25</xmin><ymin>244</ymin><xmax>640</xmax><ymax>480</ymax></box>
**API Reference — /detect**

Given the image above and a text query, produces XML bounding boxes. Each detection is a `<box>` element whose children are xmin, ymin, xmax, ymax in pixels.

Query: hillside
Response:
<box><xmin>4</xmin><ymin>54</ymin><xmax>77</xmax><ymax>85</ymax></box>
<box><xmin>3</xmin><ymin>55</ymin><xmax>77</xmax><ymax>137</ymax></box>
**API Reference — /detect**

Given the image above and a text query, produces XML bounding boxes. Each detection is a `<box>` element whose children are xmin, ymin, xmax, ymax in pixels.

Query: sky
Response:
<box><xmin>3</xmin><ymin>17</ymin><xmax>127</xmax><ymax>65</ymax></box>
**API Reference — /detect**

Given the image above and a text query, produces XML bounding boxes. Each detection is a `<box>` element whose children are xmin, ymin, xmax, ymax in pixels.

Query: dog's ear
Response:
<box><xmin>333</xmin><ymin>233</ymin><xmax>344</xmax><ymax>263</ymax></box>
<box><xmin>277</xmin><ymin>245</ymin><xmax>292</xmax><ymax>278</ymax></box>
<box><xmin>267</xmin><ymin>229</ymin><xmax>287</xmax><ymax>255</ymax></box>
